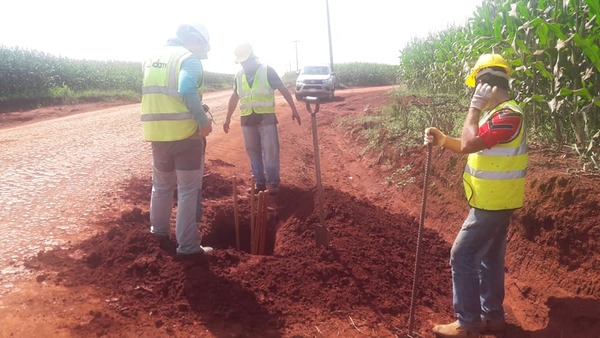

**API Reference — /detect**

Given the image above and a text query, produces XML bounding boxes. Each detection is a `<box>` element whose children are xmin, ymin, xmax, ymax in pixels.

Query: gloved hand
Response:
<box><xmin>423</xmin><ymin>127</ymin><xmax>447</xmax><ymax>147</ymax></box>
<box><xmin>469</xmin><ymin>83</ymin><xmax>498</xmax><ymax>111</ymax></box>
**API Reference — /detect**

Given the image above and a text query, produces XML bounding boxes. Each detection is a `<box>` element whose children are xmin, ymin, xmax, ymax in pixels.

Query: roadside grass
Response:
<box><xmin>47</xmin><ymin>87</ymin><xmax>141</xmax><ymax>104</ymax></box>
<box><xmin>339</xmin><ymin>88</ymin><xmax>465</xmax><ymax>153</ymax></box>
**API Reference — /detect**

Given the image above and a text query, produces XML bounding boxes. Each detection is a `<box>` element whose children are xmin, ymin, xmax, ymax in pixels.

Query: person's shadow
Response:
<box><xmin>180</xmin><ymin>256</ymin><xmax>283</xmax><ymax>337</ymax></box>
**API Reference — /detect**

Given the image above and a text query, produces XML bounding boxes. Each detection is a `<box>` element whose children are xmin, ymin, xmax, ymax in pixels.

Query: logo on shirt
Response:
<box><xmin>147</xmin><ymin>60</ymin><xmax>167</xmax><ymax>69</ymax></box>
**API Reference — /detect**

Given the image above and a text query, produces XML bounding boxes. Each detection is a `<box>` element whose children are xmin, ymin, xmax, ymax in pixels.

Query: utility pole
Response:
<box><xmin>325</xmin><ymin>0</ymin><xmax>334</xmax><ymax>72</ymax></box>
<box><xmin>292</xmin><ymin>40</ymin><xmax>300</xmax><ymax>71</ymax></box>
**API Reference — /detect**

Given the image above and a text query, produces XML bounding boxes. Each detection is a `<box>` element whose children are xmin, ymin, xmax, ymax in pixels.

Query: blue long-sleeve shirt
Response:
<box><xmin>172</xmin><ymin>41</ymin><xmax>209</xmax><ymax>128</ymax></box>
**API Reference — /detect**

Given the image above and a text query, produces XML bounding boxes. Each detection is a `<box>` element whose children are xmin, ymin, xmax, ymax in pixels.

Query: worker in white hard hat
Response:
<box><xmin>141</xmin><ymin>22</ymin><xmax>214</xmax><ymax>259</ymax></box>
<box><xmin>424</xmin><ymin>53</ymin><xmax>528</xmax><ymax>337</ymax></box>
<box><xmin>223</xmin><ymin>42</ymin><xmax>302</xmax><ymax>195</ymax></box>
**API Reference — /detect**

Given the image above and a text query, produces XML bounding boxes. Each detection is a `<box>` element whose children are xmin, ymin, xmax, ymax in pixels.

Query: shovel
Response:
<box><xmin>305</xmin><ymin>96</ymin><xmax>330</xmax><ymax>248</ymax></box>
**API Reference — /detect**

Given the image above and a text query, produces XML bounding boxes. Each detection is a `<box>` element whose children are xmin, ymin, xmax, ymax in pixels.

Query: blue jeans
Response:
<box><xmin>242</xmin><ymin>124</ymin><xmax>280</xmax><ymax>186</ymax></box>
<box><xmin>450</xmin><ymin>207</ymin><xmax>512</xmax><ymax>330</ymax></box>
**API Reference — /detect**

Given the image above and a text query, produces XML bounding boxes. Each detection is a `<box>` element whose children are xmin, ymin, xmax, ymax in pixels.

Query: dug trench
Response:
<box><xmin>3</xmin><ymin>87</ymin><xmax>600</xmax><ymax>337</ymax></box>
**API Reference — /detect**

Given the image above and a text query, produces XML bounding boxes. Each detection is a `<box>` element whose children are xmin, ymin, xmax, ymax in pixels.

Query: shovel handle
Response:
<box><xmin>306</xmin><ymin>96</ymin><xmax>329</xmax><ymax>247</ymax></box>
<box><xmin>305</xmin><ymin>96</ymin><xmax>320</xmax><ymax>114</ymax></box>
<box><xmin>233</xmin><ymin>176</ymin><xmax>240</xmax><ymax>251</ymax></box>
<box><xmin>310</xmin><ymin>113</ymin><xmax>324</xmax><ymax>221</ymax></box>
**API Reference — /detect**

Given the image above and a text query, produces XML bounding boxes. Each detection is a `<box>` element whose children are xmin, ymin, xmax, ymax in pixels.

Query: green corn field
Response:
<box><xmin>399</xmin><ymin>0</ymin><xmax>600</xmax><ymax>160</ymax></box>
<box><xmin>0</xmin><ymin>48</ymin><xmax>142</xmax><ymax>104</ymax></box>
<box><xmin>0</xmin><ymin>45</ymin><xmax>397</xmax><ymax>108</ymax></box>
<box><xmin>0</xmin><ymin>47</ymin><xmax>235</xmax><ymax>109</ymax></box>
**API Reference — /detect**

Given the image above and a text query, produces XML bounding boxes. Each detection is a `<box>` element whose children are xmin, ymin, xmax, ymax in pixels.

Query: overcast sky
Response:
<box><xmin>1</xmin><ymin>0</ymin><xmax>483</xmax><ymax>75</ymax></box>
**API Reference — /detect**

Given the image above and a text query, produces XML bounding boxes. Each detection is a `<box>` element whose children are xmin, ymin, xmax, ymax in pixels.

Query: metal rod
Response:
<box><xmin>233</xmin><ymin>176</ymin><xmax>240</xmax><ymax>250</ymax></box>
<box><xmin>250</xmin><ymin>177</ymin><xmax>256</xmax><ymax>254</ymax></box>
<box><xmin>407</xmin><ymin>143</ymin><xmax>432</xmax><ymax>336</ymax></box>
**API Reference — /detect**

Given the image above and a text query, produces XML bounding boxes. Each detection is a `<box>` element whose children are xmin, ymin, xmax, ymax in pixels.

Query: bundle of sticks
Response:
<box><xmin>232</xmin><ymin>176</ymin><xmax>268</xmax><ymax>255</ymax></box>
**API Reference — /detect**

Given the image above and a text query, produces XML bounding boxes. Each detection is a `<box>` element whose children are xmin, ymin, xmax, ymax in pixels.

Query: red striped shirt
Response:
<box><xmin>478</xmin><ymin>108</ymin><xmax>523</xmax><ymax>148</ymax></box>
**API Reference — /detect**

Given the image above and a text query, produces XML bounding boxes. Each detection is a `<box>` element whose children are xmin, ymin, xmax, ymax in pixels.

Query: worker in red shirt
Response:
<box><xmin>424</xmin><ymin>53</ymin><xmax>528</xmax><ymax>337</ymax></box>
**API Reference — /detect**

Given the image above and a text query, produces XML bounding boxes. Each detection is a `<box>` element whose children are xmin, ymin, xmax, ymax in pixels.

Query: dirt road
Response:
<box><xmin>0</xmin><ymin>90</ymin><xmax>238</xmax><ymax>270</ymax></box>
<box><xmin>0</xmin><ymin>87</ymin><xmax>598</xmax><ymax>337</ymax></box>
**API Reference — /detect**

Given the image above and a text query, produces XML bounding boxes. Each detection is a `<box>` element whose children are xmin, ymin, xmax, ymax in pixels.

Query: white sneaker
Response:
<box><xmin>200</xmin><ymin>246</ymin><xmax>214</xmax><ymax>253</ymax></box>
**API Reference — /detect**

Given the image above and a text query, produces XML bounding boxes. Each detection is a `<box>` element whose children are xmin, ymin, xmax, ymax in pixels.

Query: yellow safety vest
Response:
<box><xmin>141</xmin><ymin>45</ymin><xmax>202</xmax><ymax>142</ymax></box>
<box><xmin>236</xmin><ymin>65</ymin><xmax>275</xmax><ymax>116</ymax></box>
<box><xmin>463</xmin><ymin>100</ymin><xmax>528</xmax><ymax>210</ymax></box>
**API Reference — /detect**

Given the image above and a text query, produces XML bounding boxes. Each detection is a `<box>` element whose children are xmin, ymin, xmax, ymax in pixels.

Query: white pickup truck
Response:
<box><xmin>295</xmin><ymin>65</ymin><xmax>336</xmax><ymax>101</ymax></box>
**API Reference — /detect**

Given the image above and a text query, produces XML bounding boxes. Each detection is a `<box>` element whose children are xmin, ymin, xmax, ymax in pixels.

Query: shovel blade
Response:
<box><xmin>315</xmin><ymin>224</ymin><xmax>330</xmax><ymax>247</ymax></box>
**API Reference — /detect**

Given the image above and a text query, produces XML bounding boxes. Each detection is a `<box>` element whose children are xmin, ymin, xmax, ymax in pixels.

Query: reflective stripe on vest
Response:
<box><xmin>462</xmin><ymin>100</ymin><xmax>528</xmax><ymax>210</ymax></box>
<box><xmin>236</xmin><ymin>65</ymin><xmax>275</xmax><ymax>116</ymax></box>
<box><xmin>140</xmin><ymin>45</ymin><xmax>200</xmax><ymax>142</ymax></box>
<box><xmin>141</xmin><ymin>112</ymin><xmax>193</xmax><ymax>121</ymax></box>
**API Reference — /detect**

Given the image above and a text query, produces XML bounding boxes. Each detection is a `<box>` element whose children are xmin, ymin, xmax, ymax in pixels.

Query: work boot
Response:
<box><xmin>247</xmin><ymin>183</ymin><xmax>266</xmax><ymax>194</ymax></box>
<box><xmin>481</xmin><ymin>318</ymin><xmax>506</xmax><ymax>332</ymax></box>
<box><xmin>267</xmin><ymin>184</ymin><xmax>280</xmax><ymax>195</ymax></box>
<box><xmin>432</xmin><ymin>321</ymin><xmax>479</xmax><ymax>338</ymax></box>
<box><xmin>174</xmin><ymin>246</ymin><xmax>213</xmax><ymax>262</ymax></box>
<box><xmin>151</xmin><ymin>234</ymin><xmax>176</xmax><ymax>253</ymax></box>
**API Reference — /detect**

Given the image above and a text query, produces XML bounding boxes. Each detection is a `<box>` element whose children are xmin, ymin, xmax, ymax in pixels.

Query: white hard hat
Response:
<box><xmin>234</xmin><ymin>42</ymin><xmax>253</xmax><ymax>63</ymax></box>
<box><xmin>177</xmin><ymin>22</ymin><xmax>210</xmax><ymax>43</ymax></box>
<box><xmin>190</xmin><ymin>23</ymin><xmax>210</xmax><ymax>43</ymax></box>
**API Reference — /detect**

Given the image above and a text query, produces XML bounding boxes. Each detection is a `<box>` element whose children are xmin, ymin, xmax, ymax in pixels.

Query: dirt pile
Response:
<box><xmin>27</xmin><ymin>171</ymin><xmax>453</xmax><ymax>337</ymax></box>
